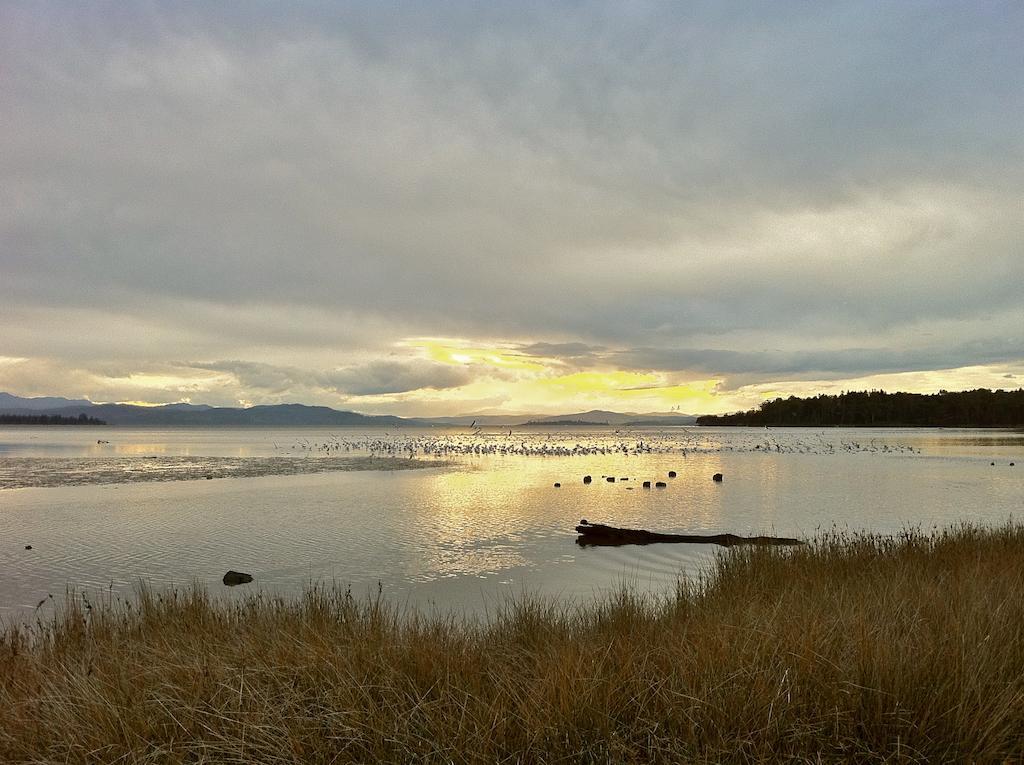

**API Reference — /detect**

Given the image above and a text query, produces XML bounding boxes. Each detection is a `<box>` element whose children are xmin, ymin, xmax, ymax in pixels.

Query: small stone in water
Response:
<box><xmin>223</xmin><ymin>570</ymin><xmax>253</xmax><ymax>586</ymax></box>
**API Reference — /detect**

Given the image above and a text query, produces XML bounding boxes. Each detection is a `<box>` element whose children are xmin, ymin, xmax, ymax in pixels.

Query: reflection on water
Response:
<box><xmin>917</xmin><ymin>435</ymin><xmax>1024</xmax><ymax>448</ymax></box>
<box><xmin>0</xmin><ymin>427</ymin><xmax>1021</xmax><ymax>620</ymax></box>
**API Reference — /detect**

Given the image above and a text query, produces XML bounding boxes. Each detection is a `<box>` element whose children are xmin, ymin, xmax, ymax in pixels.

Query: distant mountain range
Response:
<box><xmin>0</xmin><ymin>393</ymin><xmax>698</xmax><ymax>427</ymax></box>
<box><xmin>0</xmin><ymin>392</ymin><xmax>95</xmax><ymax>410</ymax></box>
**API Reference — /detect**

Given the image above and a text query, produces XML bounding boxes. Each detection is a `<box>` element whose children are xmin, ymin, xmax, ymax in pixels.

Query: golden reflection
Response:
<box><xmin>110</xmin><ymin>442</ymin><xmax>171</xmax><ymax>455</ymax></box>
<box><xmin>410</xmin><ymin>467</ymin><xmax>533</xmax><ymax>577</ymax></box>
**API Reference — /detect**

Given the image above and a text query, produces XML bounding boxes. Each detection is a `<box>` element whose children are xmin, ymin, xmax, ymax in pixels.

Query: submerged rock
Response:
<box><xmin>223</xmin><ymin>570</ymin><xmax>253</xmax><ymax>586</ymax></box>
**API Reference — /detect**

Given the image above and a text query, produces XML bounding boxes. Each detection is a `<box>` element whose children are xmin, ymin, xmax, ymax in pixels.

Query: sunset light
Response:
<box><xmin>3</xmin><ymin>4</ymin><xmax>1023</xmax><ymax>760</ymax></box>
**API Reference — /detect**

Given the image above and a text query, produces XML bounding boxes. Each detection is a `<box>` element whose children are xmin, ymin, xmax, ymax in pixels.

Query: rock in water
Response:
<box><xmin>668</xmin><ymin>471</ymin><xmax>677</xmax><ymax>478</ymax></box>
<box><xmin>223</xmin><ymin>570</ymin><xmax>253</xmax><ymax>586</ymax></box>
<box><xmin>642</xmin><ymin>481</ymin><xmax>651</xmax><ymax>488</ymax></box>
<box><xmin>583</xmin><ymin>475</ymin><xmax>592</xmax><ymax>484</ymax></box>
<box><xmin>553</xmin><ymin>482</ymin><xmax>561</xmax><ymax>487</ymax></box>
<box><xmin>606</xmin><ymin>476</ymin><xmax>616</xmax><ymax>483</ymax></box>
<box><xmin>713</xmin><ymin>473</ymin><xmax>724</xmax><ymax>482</ymax></box>
<box><xmin>655</xmin><ymin>481</ymin><xmax>667</xmax><ymax>488</ymax></box>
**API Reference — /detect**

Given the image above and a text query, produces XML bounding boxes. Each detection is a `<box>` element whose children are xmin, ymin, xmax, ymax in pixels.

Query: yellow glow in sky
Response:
<box><xmin>354</xmin><ymin>340</ymin><xmax>1024</xmax><ymax>417</ymax></box>
<box><xmin>407</xmin><ymin>339</ymin><xmax>551</xmax><ymax>372</ymax></box>
<box><xmin>6</xmin><ymin>339</ymin><xmax>1020</xmax><ymax>417</ymax></box>
<box><xmin>346</xmin><ymin>339</ymin><xmax>734</xmax><ymax>415</ymax></box>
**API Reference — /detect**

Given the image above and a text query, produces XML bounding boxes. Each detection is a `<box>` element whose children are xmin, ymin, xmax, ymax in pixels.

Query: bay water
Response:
<box><xmin>1</xmin><ymin>426</ymin><xmax>1021</xmax><ymax>620</ymax></box>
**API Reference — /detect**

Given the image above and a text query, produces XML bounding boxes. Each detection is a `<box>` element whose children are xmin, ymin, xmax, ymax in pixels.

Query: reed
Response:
<box><xmin>3</xmin><ymin>524</ymin><xmax>1024</xmax><ymax>763</ymax></box>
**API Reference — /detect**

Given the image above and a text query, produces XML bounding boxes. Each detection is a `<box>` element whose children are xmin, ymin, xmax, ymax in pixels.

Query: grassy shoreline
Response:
<box><xmin>3</xmin><ymin>525</ymin><xmax>1024</xmax><ymax>763</ymax></box>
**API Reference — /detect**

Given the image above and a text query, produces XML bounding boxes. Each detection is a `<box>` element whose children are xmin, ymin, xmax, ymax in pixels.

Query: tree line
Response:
<box><xmin>0</xmin><ymin>413</ymin><xmax>107</xmax><ymax>426</ymax></box>
<box><xmin>696</xmin><ymin>389</ymin><xmax>1024</xmax><ymax>427</ymax></box>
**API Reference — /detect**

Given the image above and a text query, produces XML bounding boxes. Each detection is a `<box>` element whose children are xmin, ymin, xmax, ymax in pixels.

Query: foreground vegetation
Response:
<box><xmin>696</xmin><ymin>387</ymin><xmax>1024</xmax><ymax>427</ymax></box>
<box><xmin>3</xmin><ymin>526</ymin><xmax>1024</xmax><ymax>763</ymax></box>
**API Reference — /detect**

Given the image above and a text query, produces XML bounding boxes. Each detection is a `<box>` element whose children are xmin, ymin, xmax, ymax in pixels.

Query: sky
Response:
<box><xmin>1</xmin><ymin>1</ymin><xmax>1022</xmax><ymax>416</ymax></box>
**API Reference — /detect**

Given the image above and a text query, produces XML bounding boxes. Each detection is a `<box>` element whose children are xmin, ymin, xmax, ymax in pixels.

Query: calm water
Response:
<box><xmin>1</xmin><ymin>426</ymin><xmax>1021</xmax><ymax>620</ymax></box>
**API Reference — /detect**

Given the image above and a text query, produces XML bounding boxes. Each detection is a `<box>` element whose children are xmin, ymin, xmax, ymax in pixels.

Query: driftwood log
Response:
<box><xmin>575</xmin><ymin>520</ymin><xmax>802</xmax><ymax>548</ymax></box>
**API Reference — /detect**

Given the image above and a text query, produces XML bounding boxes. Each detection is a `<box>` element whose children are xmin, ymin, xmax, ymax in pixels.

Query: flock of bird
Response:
<box><xmin>272</xmin><ymin>429</ymin><xmax>922</xmax><ymax>459</ymax></box>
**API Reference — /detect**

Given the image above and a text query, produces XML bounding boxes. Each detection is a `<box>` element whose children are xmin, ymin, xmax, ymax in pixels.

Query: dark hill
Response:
<box><xmin>1</xmin><ymin>402</ymin><xmax>416</xmax><ymax>427</ymax></box>
<box><xmin>0</xmin><ymin>392</ymin><xmax>94</xmax><ymax>410</ymax></box>
<box><xmin>696</xmin><ymin>389</ymin><xmax>1024</xmax><ymax>427</ymax></box>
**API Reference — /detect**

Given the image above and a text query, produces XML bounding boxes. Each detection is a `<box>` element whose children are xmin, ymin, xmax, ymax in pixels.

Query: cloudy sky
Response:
<box><xmin>2</xmin><ymin>1</ymin><xmax>1022</xmax><ymax>416</ymax></box>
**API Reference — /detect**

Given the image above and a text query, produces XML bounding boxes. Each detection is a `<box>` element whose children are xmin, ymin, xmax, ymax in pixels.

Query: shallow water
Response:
<box><xmin>1</xmin><ymin>426</ymin><xmax>1021</xmax><ymax>620</ymax></box>
<box><xmin>0</xmin><ymin>455</ymin><xmax>432</xmax><ymax>489</ymax></box>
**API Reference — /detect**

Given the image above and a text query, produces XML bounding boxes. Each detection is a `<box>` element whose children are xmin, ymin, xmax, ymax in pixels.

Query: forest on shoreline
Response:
<box><xmin>696</xmin><ymin>388</ymin><xmax>1024</xmax><ymax>427</ymax></box>
<box><xmin>0</xmin><ymin>413</ymin><xmax>107</xmax><ymax>426</ymax></box>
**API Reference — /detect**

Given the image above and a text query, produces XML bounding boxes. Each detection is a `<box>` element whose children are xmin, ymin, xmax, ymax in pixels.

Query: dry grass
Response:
<box><xmin>3</xmin><ymin>524</ymin><xmax>1024</xmax><ymax>763</ymax></box>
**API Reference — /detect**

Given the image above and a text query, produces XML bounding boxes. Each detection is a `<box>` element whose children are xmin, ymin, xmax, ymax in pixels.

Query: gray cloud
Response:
<box><xmin>188</xmin><ymin>361</ymin><xmax>305</xmax><ymax>396</ymax></box>
<box><xmin>514</xmin><ymin>342</ymin><xmax>606</xmax><ymax>365</ymax></box>
<box><xmin>191</xmin><ymin>359</ymin><xmax>474</xmax><ymax>398</ymax></box>
<box><xmin>615</xmin><ymin>330</ymin><xmax>1024</xmax><ymax>390</ymax></box>
<box><xmin>1</xmin><ymin>1</ymin><xmax>1023</xmax><ymax>407</ymax></box>
<box><xmin>316</xmin><ymin>361</ymin><xmax>474</xmax><ymax>396</ymax></box>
